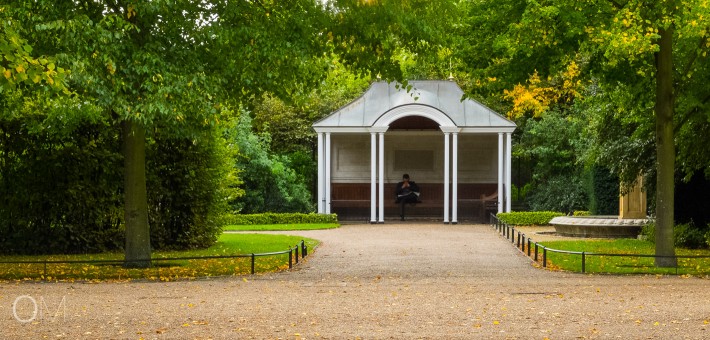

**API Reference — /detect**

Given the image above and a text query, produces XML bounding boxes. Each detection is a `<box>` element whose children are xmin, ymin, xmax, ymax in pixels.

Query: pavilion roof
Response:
<box><xmin>313</xmin><ymin>80</ymin><xmax>516</xmax><ymax>132</ymax></box>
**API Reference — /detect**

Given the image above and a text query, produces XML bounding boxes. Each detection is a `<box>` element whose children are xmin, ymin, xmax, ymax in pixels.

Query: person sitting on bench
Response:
<box><xmin>395</xmin><ymin>174</ymin><xmax>420</xmax><ymax>221</ymax></box>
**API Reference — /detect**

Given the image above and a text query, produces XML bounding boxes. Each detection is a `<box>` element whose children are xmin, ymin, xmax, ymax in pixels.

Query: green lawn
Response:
<box><xmin>223</xmin><ymin>223</ymin><xmax>339</xmax><ymax>231</ymax></box>
<box><xmin>539</xmin><ymin>239</ymin><xmax>710</xmax><ymax>275</ymax></box>
<box><xmin>0</xmin><ymin>234</ymin><xmax>319</xmax><ymax>281</ymax></box>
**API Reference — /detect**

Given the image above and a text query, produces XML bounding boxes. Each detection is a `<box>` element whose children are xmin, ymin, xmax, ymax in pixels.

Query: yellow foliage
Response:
<box><xmin>503</xmin><ymin>61</ymin><xmax>583</xmax><ymax>119</ymax></box>
<box><xmin>503</xmin><ymin>71</ymin><xmax>555</xmax><ymax>119</ymax></box>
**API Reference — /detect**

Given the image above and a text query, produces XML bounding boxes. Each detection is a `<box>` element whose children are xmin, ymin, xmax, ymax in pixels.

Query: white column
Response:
<box><xmin>443</xmin><ymin>132</ymin><xmax>450</xmax><ymax>223</ymax></box>
<box><xmin>370</xmin><ymin>132</ymin><xmax>377</xmax><ymax>223</ymax></box>
<box><xmin>506</xmin><ymin>132</ymin><xmax>512</xmax><ymax>213</ymax></box>
<box><xmin>452</xmin><ymin>132</ymin><xmax>458</xmax><ymax>224</ymax></box>
<box><xmin>497</xmin><ymin>133</ymin><xmax>504</xmax><ymax>214</ymax></box>
<box><xmin>317</xmin><ymin>133</ymin><xmax>324</xmax><ymax>213</ymax></box>
<box><xmin>378</xmin><ymin>132</ymin><xmax>385</xmax><ymax>223</ymax></box>
<box><xmin>325</xmin><ymin>132</ymin><xmax>332</xmax><ymax>214</ymax></box>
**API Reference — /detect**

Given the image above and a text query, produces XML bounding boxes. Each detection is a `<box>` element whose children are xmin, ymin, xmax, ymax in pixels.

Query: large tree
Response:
<box><xmin>5</xmin><ymin>0</ymin><xmax>332</xmax><ymax>266</ymax></box>
<box><xmin>456</xmin><ymin>0</ymin><xmax>710</xmax><ymax>266</ymax></box>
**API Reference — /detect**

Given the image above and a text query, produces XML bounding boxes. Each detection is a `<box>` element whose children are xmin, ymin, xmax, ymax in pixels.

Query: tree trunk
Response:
<box><xmin>654</xmin><ymin>26</ymin><xmax>677</xmax><ymax>267</ymax></box>
<box><xmin>122</xmin><ymin>120</ymin><xmax>152</xmax><ymax>268</ymax></box>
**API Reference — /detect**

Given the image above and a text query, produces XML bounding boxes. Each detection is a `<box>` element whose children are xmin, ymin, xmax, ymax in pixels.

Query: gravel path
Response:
<box><xmin>1</xmin><ymin>223</ymin><xmax>709</xmax><ymax>339</ymax></box>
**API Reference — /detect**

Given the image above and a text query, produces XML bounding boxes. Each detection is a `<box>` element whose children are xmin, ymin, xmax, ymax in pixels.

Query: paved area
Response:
<box><xmin>1</xmin><ymin>223</ymin><xmax>709</xmax><ymax>339</ymax></box>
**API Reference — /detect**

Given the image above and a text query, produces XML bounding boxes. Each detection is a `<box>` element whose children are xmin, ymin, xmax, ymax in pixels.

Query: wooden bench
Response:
<box><xmin>330</xmin><ymin>183</ymin><xmax>497</xmax><ymax>222</ymax></box>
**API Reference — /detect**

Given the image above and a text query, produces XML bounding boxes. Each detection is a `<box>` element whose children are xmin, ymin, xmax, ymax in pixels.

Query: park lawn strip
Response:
<box><xmin>0</xmin><ymin>234</ymin><xmax>319</xmax><ymax>281</ymax></box>
<box><xmin>539</xmin><ymin>239</ymin><xmax>710</xmax><ymax>275</ymax></box>
<box><xmin>223</xmin><ymin>223</ymin><xmax>339</xmax><ymax>231</ymax></box>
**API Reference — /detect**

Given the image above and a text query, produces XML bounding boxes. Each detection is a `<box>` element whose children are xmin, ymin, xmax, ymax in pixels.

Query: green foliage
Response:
<box><xmin>2</xmin><ymin>0</ymin><xmax>340</xmax><ymax>261</ymax></box>
<box><xmin>496</xmin><ymin>211</ymin><xmax>564</xmax><ymax>226</ymax></box>
<box><xmin>0</xmin><ymin>21</ymin><xmax>69</xmax><ymax>93</ymax></box>
<box><xmin>229</xmin><ymin>114</ymin><xmax>314</xmax><ymax>214</ymax></box>
<box><xmin>573</xmin><ymin>211</ymin><xmax>590</xmax><ymax>216</ymax></box>
<box><xmin>673</xmin><ymin>223</ymin><xmax>708</xmax><ymax>249</ymax></box>
<box><xmin>223</xmin><ymin>223</ymin><xmax>339</xmax><ymax>231</ymax></box>
<box><xmin>517</xmin><ymin>111</ymin><xmax>588</xmax><ymax>213</ymax></box>
<box><xmin>0</xmin><ymin>101</ymin><xmax>239</xmax><ymax>254</ymax></box>
<box><xmin>225</xmin><ymin>213</ymin><xmax>338</xmax><ymax>226</ymax></box>
<box><xmin>328</xmin><ymin>0</ymin><xmax>457</xmax><ymax>81</ymax></box>
<box><xmin>588</xmin><ymin>166</ymin><xmax>619</xmax><ymax>215</ymax></box>
<box><xmin>641</xmin><ymin>222</ymin><xmax>709</xmax><ymax>249</ymax></box>
<box><xmin>0</xmin><ymin>111</ymin><xmax>124</xmax><ymax>254</ymax></box>
<box><xmin>146</xmin><ymin>127</ymin><xmax>241</xmax><ymax>251</ymax></box>
<box><xmin>578</xmin><ymin>82</ymin><xmax>656</xmax><ymax>190</ymax></box>
<box><xmin>511</xmin><ymin>183</ymin><xmax>532</xmax><ymax>202</ymax></box>
<box><xmin>527</xmin><ymin>174</ymin><xmax>588</xmax><ymax>213</ymax></box>
<box><xmin>518</xmin><ymin>111</ymin><xmax>584</xmax><ymax>182</ymax></box>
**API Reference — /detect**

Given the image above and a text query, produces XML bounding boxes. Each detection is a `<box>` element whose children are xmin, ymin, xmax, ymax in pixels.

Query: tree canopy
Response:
<box><xmin>2</xmin><ymin>0</ymin><xmax>709</xmax><ymax>264</ymax></box>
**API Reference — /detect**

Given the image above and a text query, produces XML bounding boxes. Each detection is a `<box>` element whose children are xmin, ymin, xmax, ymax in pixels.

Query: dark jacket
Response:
<box><xmin>395</xmin><ymin>181</ymin><xmax>420</xmax><ymax>202</ymax></box>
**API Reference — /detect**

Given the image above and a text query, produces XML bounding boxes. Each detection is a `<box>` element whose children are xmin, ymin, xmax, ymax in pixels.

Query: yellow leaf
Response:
<box><xmin>653</xmin><ymin>321</ymin><xmax>659</xmax><ymax>326</ymax></box>
<box><xmin>129</xmin><ymin>5</ymin><xmax>137</xmax><ymax>18</ymax></box>
<box><xmin>493</xmin><ymin>320</ymin><xmax>500</xmax><ymax>325</ymax></box>
<box><xmin>15</xmin><ymin>64</ymin><xmax>25</xmax><ymax>73</ymax></box>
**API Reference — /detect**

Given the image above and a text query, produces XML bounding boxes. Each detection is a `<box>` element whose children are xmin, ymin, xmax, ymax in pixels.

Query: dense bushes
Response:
<box><xmin>0</xmin><ymin>116</ymin><xmax>125</xmax><ymax>254</ymax></box>
<box><xmin>0</xmin><ymin>112</ymin><xmax>238</xmax><ymax>254</ymax></box>
<box><xmin>588</xmin><ymin>166</ymin><xmax>619</xmax><ymax>215</ymax></box>
<box><xmin>225</xmin><ymin>213</ymin><xmax>338</xmax><ymax>225</ymax></box>
<box><xmin>641</xmin><ymin>222</ymin><xmax>710</xmax><ymax>249</ymax></box>
<box><xmin>496</xmin><ymin>211</ymin><xmax>564</xmax><ymax>225</ymax></box>
<box><xmin>147</xmin><ymin>129</ymin><xmax>240</xmax><ymax>250</ymax></box>
<box><xmin>228</xmin><ymin>114</ymin><xmax>314</xmax><ymax>214</ymax></box>
<box><xmin>526</xmin><ymin>174</ymin><xmax>588</xmax><ymax>213</ymax></box>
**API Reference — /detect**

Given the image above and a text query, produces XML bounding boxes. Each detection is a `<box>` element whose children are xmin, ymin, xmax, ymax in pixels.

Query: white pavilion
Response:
<box><xmin>312</xmin><ymin>80</ymin><xmax>516</xmax><ymax>223</ymax></box>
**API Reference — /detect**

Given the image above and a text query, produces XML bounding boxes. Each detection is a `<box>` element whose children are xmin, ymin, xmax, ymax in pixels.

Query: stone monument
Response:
<box><xmin>549</xmin><ymin>176</ymin><xmax>648</xmax><ymax>238</ymax></box>
<box><xmin>619</xmin><ymin>176</ymin><xmax>647</xmax><ymax>219</ymax></box>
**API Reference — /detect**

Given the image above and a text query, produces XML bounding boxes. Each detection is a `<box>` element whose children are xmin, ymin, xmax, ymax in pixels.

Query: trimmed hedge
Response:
<box><xmin>496</xmin><ymin>211</ymin><xmax>564</xmax><ymax>226</ymax></box>
<box><xmin>225</xmin><ymin>213</ymin><xmax>338</xmax><ymax>225</ymax></box>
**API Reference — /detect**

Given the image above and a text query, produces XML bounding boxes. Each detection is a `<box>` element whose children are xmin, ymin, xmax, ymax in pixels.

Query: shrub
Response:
<box><xmin>147</xmin><ymin>129</ymin><xmax>240</xmax><ymax>251</ymax></box>
<box><xmin>641</xmin><ymin>222</ymin><xmax>655</xmax><ymax>241</ymax></box>
<box><xmin>511</xmin><ymin>183</ymin><xmax>532</xmax><ymax>202</ymax></box>
<box><xmin>573</xmin><ymin>211</ymin><xmax>591</xmax><ymax>216</ymax></box>
<box><xmin>496</xmin><ymin>211</ymin><xmax>564</xmax><ymax>226</ymax></box>
<box><xmin>226</xmin><ymin>213</ymin><xmax>338</xmax><ymax>225</ymax></box>
<box><xmin>0</xmin><ymin>118</ymin><xmax>125</xmax><ymax>255</ymax></box>
<box><xmin>674</xmin><ymin>223</ymin><xmax>707</xmax><ymax>249</ymax></box>
<box><xmin>229</xmin><ymin>114</ymin><xmax>314</xmax><ymax>214</ymax></box>
<box><xmin>527</xmin><ymin>174</ymin><xmax>588</xmax><ymax>214</ymax></box>
<box><xmin>641</xmin><ymin>222</ymin><xmax>709</xmax><ymax>249</ymax></box>
<box><xmin>588</xmin><ymin>166</ymin><xmax>619</xmax><ymax>215</ymax></box>
<box><xmin>0</xmin><ymin>113</ymin><xmax>239</xmax><ymax>254</ymax></box>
